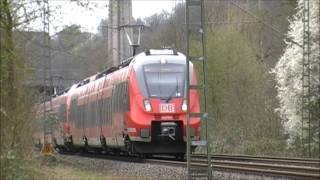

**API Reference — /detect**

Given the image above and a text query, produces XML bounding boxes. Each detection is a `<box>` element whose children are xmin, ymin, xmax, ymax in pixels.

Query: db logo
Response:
<box><xmin>160</xmin><ymin>104</ymin><xmax>175</xmax><ymax>113</ymax></box>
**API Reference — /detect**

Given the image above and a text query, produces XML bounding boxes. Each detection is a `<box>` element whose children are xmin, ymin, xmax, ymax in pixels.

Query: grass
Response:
<box><xmin>29</xmin><ymin>154</ymin><xmax>145</xmax><ymax>180</ymax></box>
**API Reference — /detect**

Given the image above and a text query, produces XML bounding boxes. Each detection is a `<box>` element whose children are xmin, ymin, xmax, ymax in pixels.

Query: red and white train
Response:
<box><xmin>34</xmin><ymin>49</ymin><xmax>201</xmax><ymax>157</ymax></box>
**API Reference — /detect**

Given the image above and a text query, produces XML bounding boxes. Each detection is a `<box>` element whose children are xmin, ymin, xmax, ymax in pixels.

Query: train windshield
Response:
<box><xmin>143</xmin><ymin>64</ymin><xmax>185</xmax><ymax>99</ymax></box>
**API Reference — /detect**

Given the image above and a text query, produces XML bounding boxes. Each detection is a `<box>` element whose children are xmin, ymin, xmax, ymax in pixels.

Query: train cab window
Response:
<box><xmin>143</xmin><ymin>64</ymin><xmax>185</xmax><ymax>99</ymax></box>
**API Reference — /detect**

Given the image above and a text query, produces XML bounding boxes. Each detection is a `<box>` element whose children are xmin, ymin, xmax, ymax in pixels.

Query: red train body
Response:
<box><xmin>34</xmin><ymin>49</ymin><xmax>201</xmax><ymax>156</ymax></box>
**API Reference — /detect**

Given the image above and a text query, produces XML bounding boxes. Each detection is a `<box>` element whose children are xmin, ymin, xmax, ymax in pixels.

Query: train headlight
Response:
<box><xmin>182</xmin><ymin>100</ymin><xmax>187</xmax><ymax>112</ymax></box>
<box><xmin>143</xmin><ymin>99</ymin><xmax>152</xmax><ymax>112</ymax></box>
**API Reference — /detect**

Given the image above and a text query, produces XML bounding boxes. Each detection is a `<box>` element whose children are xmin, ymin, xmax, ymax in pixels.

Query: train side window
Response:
<box><xmin>74</xmin><ymin>98</ymin><xmax>78</xmax><ymax>121</ymax></box>
<box><xmin>102</xmin><ymin>98</ymin><xmax>107</xmax><ymax>125</ymax></box>
<box><xmin>83</xmin><ymin>104</ymin><xmax>87</xmax><ymax>128</ymax></box>
<box><xmin>114</xmin><ymin>85</ymin><xmax>119</xmax><ymax>113</ymax></box>
<box><xmin>92</xmin><ymin>100</ymin><xmax>98</xmax><ymax>127</ymax></box>
<box><xmin>107</xmin><ymin>97</ymin><xmax>112</xmax><ymax>124</ymax></box>
<box><xmin>77</xmin><ymin>105</ymin><xmax>82</xmax><ymax>128</ymax></box>
<box><xmin>112</xmin><ymin>86</ymin><xmax>117</xmax><ymax>113</ymax></box>
<box><xmin>62</xmin><ymin>104</ymin><xmax>66</xmax><ymax>121</ymax></box>
<box><xmin>107</xmin><ymin>98</ymin><xmax>111</xmax><ymax>124</ymax></box>
<box><xmin>75</xmin><ymin>102</ymin><xmax>79</xmax><ymax>128</ymax></box>
<box><xmin>92</xmin><ymin>101</ymin><xmax>96</xmax><ymax>127</ymax></box>
<box><xmin>98</xmin><ymin>98</ymin><xmax>103</xmax><ymax>126</ymax></box>
<box><xmin>58</xmin><ymin>104</ymin><xmax>64</xmax><ymax>122</ymax></box>
<box><xmin>97</xmin><ymin>100</ymin><xmax>100</xmax><ymax>126</ymax></box>
<box><xmin>92</xmin><ymin>102</ymin><xmax>96</xmax><ymax>128</ymax></box>
<box><xmin>83</xmin><ymin>104</ymin><xmax>86</xmax><ymax>128</ymax></box>
<box><xmin>102</xmin><ymin>98</ymin><xmax>108</xmax><ymax>125</ymax></box>
<box><xmin>79</xmin><ymin>105</ymin><xmax>83</xmax><ymax>128</ymax></box>
<box><xmin>123</xmin><ymin>82</ymin><xmax>127</xmax><ymax>111</ymax></box>
<box><xmin>58</xmin><ymin>104</ymin><xmax>66</xmax><ymax>122</ymax></box>
<box><xmin>86</xmin><ymin>103</ymin><xmax>90</xmax><ymax>128</ymax></box>
<box><xmin>119</xmin><ymin>84</ymin><xmax>122</xmax><ymax>112</ymax></box>
<box><xmin>123</xmin><ymin>82</ymin><xmax>129</xmax><ymax>111</ymax></box>
<box><xmin>87</xmin><ymin>103</ymin><xmax>90</xmax><ymax>128</ymax></box>
<box><xmin>74</xmin><ymin>103</ymin><xmax>77</xmax><ymax>127</ymax></box>
<box><xmin>82</xmin><ymin>105</ymin><xmax>85</xmax><ymax>128</ymax></box>
<box><xmin>117</xmin><ymin>84</ymin><xmax>121</xmax><ymax>112</ymax></box>
<box><xmin>104</xmin><ymin>98</ymin><xmax>108</xmax><ymax>125</ymax></box>
<box><xmin>81</xmin><ymin>104</ymin><xmax>85</xmax><ymax>128</ymax></box>
<box><xmin>88</xmin><ymin>102</ymin><xmax>92</xmax><ymax>128</ymax></box>
<box><xmin>88</xmin><ymin>103</ymin><xmax>92</xmax><ymax>128</ymax></box>
<box><xmin>90</xmin><ymin>102</ymin><xmax>93</xmax><ymax>127</ymax></box>
<box><xmin>120</xmin><ymin>83</ymin><xmax>124</xmax><ymax>112</ymax></box>
<box><xmin>70</xmin><ymin>101</ymin><xmax>73</xmax><ymax>121</ymax></box>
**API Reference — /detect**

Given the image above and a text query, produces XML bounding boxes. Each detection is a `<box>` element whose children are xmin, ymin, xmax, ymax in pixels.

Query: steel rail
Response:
<box><xmin>146</xmin><ymin>154</ymin><xmax>320</xmax><ymax>179</ymax></box>
<box><xmin>191</xmin><ymin>154</ymin><xmax>320</xmax><ymax>167</ymax></box>
<box><xmin>57</xmin><ymin>151</ymin><xmax>319</xmax><ymax>179</ymax></box>
<box><xmin>145</xmin><ymin>158</ymin><xmax>320</xmax><ymax>180</ymax></box>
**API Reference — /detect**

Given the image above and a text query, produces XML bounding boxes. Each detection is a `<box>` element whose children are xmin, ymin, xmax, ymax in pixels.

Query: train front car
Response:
<box><xmin>126</xmin><ymin>49</ymin><xmax>201</xmax><ymax>156</ymax></box>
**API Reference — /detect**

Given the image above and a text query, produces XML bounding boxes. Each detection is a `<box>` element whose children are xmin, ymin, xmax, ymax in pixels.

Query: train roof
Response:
<box><xmin>132</xmin><ymin>48</ymin><xmax>187</xmax><ymax>68</ymax></box>
<box><xmin>72</xmin><ymin>48</ymin><xmax>184</xmax><ymax>87</ymax></box>
<box><xmin>48</xmin><ymin>48</ymin><xmax>185</xmax><ymax>99</ymax></box>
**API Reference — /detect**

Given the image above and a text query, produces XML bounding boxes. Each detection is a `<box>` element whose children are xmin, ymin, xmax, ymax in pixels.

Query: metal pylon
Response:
<box><xmin>41</xmin><ymin>0</ymin><xmax>54</xmax><ymax>155</ymax></box>
<box><xmin>301</xmin><ymin>0</ymin><xmax>311</xmax><ymax>157</ymax></box>
<box><xmin>186</xmin><ymin>0</ymin><xmax>211</xmax><ymax>179</ymax></box>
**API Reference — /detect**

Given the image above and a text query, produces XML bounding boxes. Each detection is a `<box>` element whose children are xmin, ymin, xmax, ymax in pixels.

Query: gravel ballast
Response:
<box><xmin>38</xmin><ymin>154</ymin><xmax>292</xmax><ymax>179</ymax></box>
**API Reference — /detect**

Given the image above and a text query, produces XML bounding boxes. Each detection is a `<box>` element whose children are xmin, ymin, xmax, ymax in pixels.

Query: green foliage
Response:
<box><xmin>1</xmin><ymin>0</ymin><xmax>40</xmax><ymax>179</ymax></box>
<box><xmin>200</xmin><ymin>28</ymin><xmax>286</xmax><ymax>155</ymax></box>
<box><xmin>0</xmin><ymin>150</ymin><xmax>35</xmax><ymax>180</ymax></box>
<box><xmin>45</xmin><ymin>111</ymin><xmax>59</xmax><ymax>128</ymax></box>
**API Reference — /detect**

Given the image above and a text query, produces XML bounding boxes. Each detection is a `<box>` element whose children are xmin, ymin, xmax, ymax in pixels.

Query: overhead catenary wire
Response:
<box><xmin>229</xmin><ymin>0</ymin><xmax>302</xmax><ymax>48</ymax></box>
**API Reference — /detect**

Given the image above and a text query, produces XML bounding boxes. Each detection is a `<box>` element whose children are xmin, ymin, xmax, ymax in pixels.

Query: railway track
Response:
<box><xmin>58</xmin><ymin>151</ymin><xmax>319</xmax><ymax>179</ymax></box>
<box><xmin>146</xmin><ymin>154</ymin><xmax>320</xmax><ymax>180</ymax></box>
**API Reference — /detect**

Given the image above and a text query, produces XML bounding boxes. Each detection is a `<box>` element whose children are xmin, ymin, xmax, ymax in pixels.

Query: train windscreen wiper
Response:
<box><xmin>165</xmin><ymin>77</ymin><xmax>179</xmax><ymax>103</ymax></box>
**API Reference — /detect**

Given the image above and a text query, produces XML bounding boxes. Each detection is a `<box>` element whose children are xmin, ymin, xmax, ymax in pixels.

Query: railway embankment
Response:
<box><xmin>33</xmin><ymin>154</ymin><xmax>187</xmax><ymax>179</ymax></box>
<box><xmin>31</xmin><ymin>153</ymin><xmax>319</xmax><ymax>179</ymax></box>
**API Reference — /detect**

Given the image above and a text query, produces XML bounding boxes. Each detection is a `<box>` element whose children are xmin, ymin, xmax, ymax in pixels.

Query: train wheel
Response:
<box><xmin>145</xmin><ymin>154</ymin><xmax>152</xmax><ymax>158</ymax></box>
<box><xmin>80</xmin><ymin>136</ymin><xmax>89</xmax><ymax>153</ymax></box>
<box><xmin>124</xmin><ymin>136</ymin><xmax>133</xmax><ymax>155</ymax></box>
<box><xmin>175</xmin><ymin>153</ymin><xmax>185</xmax><ymax>160</ymax></box>
<box><xmin>63</xmin><ymin>136</ymin><xmax>75</xmax><ymax>153</ymax></box>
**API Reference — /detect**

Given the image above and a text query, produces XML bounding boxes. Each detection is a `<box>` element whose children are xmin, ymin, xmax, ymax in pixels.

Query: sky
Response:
<box><xmin>31</xmin><ymin>0</ymin><xmax>182</xmax><ymax>34</ymax></box>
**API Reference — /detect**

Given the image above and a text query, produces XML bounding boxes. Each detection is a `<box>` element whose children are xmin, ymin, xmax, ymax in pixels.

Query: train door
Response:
<box><xmin>69</xmin><ymin>97</ymin><xmax>78</xmax><ymax>144</ymax></box>
<box><xmin>78</xmin><ymin>86</ymin><xmax>90</xmax><ymax>145</ymax></box>
<box><xmin>84</xmin><ymin>84</ymin><xmax>96</xmax><ymax>146</ymax></box>
<box><xmin>112</xmin><ymin>82</ymin><xmax>129</xmax><ymax>147</ymax></box>
<box><xmin>98</xmin><ymin>78</ymin><xmax>107</xmax><ymax>147</ymax></box>
<box><xmin>111</xmin><ymin>84</ymin><xmax>120</xmax><ymax>147</ymax></box>
<box><xmin>55</xmin><ymin>102</ymin><xmax>66</xmax><ymax>145</ymax></box>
